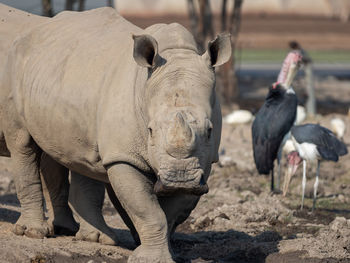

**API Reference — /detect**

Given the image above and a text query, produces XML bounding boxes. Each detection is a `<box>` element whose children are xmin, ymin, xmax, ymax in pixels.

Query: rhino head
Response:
<box><xmin>133</xmin><ymin>30</ymin><xmax>231</xmax><ymax>196</ymax></box>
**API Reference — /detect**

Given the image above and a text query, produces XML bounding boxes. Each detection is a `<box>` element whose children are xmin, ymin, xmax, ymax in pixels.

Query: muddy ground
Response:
<box><xmin>1</xmin><ymin>13</ymin><xmax>350</xmax><ymax>263</ymax></box>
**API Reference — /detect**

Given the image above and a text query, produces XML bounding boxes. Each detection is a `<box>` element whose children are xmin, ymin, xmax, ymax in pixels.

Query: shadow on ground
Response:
<box><xmin>172</xmin><ymin>229</ymin><xmax>281</xmax><ymax>263</ymax></box>
<box><xmin>0</xmin><ymin>194</ymin><xmax>20</xmax><ymax>223</ymax></box>
<box><xmin>0</xmin><ymin>193</ymin><xmax>19</xmax><ymax>206</ymax></box>
<box><xmin>266</xmin><ymin>251</ymin><xmax>350</xmax><ymax>263</ymax></box>
<box><xmin>0</xmin><ymin>207</ymin><xmax>20</xmax><ymax>223</ymax></box>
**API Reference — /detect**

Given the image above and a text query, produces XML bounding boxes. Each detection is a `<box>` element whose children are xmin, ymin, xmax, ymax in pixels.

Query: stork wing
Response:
<box><xmin>291</xmin><ymin>124</ymin><xmax>348</xmax><ymax>161</ymax></box>
<box><xmin>252</xmin><ymin>92</ymin><xmax>297</xmax><ymax>174</ymax></box>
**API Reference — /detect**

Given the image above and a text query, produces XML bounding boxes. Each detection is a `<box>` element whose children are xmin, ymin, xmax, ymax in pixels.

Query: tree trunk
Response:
<box><xmin>221</xmin><ymin>0</ymin><xmax>227</xmax><ymax>32</ymax></box>
<box><xmin>305</xmin><ymin>63</ymin><xmax>316</xmax><ymax>116</ymax></box>
<box><xmin>42</xmin><ymin>0</ymin><xmax>54</xmax><ymax>17</ymax></box>
<box><xmin>187</xmin><ymin>0</ymin><xmax>200</xmax><ymax>51</ymax></box>
<box><xmin>187</xmin><ymin>0</ymin><xmax>214</xmax><ymax>52</ymax></box>
<box><xmin>65</xmin><ymin>0</ymin><xmax>74</xmax><ymax>11</ymax></box>
<box><xmin>78</xmin><ymin>0</ymin><xmax>85</xmax><ymax>11</ymax></box>
<box><xmin>224</xmin><ymin>0</ymin><xmax>244</xmax><ymax>103</ymax></box>
<box><xmin>107</xmin><ymin>0</ymin><xmax>115</xmax><ymax>8</ymax></box>
<box><xmin>229</xmin><ymin>0</ymin><xmax>243</xmax><ymax>40</ymax></box>
<box><xmin>187</xmin><ymin>0</ymin><xmax>198</xmax><ymax>37</ymax></box>
<box><xmin>186</xmin><ymin>0</ymin><xmax>244</xmax><ymax>103</ymax></box>
<box><xmin>198</xmin><ymin>0</ymin><xmax>214</xmax><ymax>52</ymax></box>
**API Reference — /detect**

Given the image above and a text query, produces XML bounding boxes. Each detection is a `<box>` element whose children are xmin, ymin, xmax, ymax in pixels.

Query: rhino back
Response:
<box><xmin>0</xmin><ymin>4</ymin><xmax>47</xmax><ymax>69</ymax></box>
<box><xmin>8</xmin><ymin>7</ymin><xmax>151</xmax><ymax>177</ymax></box>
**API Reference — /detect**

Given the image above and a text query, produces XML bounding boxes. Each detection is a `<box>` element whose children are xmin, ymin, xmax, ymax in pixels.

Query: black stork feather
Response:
<box><xmin>291</xmin><ymin>124</ymin><xmax>348</xmax><ymax>161</ymax></box>
<box><xmin>252</xmin><ymin>84</ymin><xmax>297</xmax><ymax>175</ymax></box>
<box><xmin>251</xmin><ymin>50</ymin><xmax>302</xmax><ymax>192</ymax></box>
<box><xmin>284</xmin><ymin>123</ymin><xmax>348</xmax><ymax>210</ymax></box>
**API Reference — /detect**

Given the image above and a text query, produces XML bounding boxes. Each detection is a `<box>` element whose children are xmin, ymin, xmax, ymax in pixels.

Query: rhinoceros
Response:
<box><xmin>0</xmin><ymin>3</ymin><xmax>203</xmax><ymax>249</ymax></box>
<box><xmin>0</xmin><ymin>4</ymin><xmax>231</xmax><ymax>262</ymax></box>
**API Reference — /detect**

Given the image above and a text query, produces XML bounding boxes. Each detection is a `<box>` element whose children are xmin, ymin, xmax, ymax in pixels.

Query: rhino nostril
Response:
<box><xmin>148</xmin><ymin>127</ymin><xmax>153</xmax><ymax>137</ymax></box>
<box><xmin>147</xmin><ymin>120</ymin><xmax>155</xmax><ymax>138</ymax></box>
<box><xmin>207</xmin><ymin>127</ymin><xmax>212</xmax><ymax>140</ymax></box>
<box><xmin>199</xmin><ymin>174</ymin><xmax>205</xmax><ymax>185</ymax></box>
<box><xmin>205</xmin><ymin>119</ymin><xmax>213</xmax><ymax>141</ymax></box>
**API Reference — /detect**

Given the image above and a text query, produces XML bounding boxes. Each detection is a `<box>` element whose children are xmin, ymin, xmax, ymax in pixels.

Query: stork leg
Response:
<box><xmin>270</xmin><ymin>168</ymin><xmax>274</xmax><ymax>192</ymax></box>
<box><xmin>277</xmin><ymin>151</ymin><xmax>282</xmax><ymax>191</ymax></box>
<box><xmin>312</xmin><ymin>160</ymin><xmax>320</xmax><ymax>212</ymax></box>
<box><xmin>301</xmin><ymin>160</ymin><xmax>307</xmax><ymax>210</ymax></box>
<box><xmin>276</xmin><ymin>140</ymin><xmax>289</xmax><ymax>190</ymax></box>
<box><xmin>276</xmin><ymin>132</ymin><xmax>289</xmax><ymax>192</ymax></box>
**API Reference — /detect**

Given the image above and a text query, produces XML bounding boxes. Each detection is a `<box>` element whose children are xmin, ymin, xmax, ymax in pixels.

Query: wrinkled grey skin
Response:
<box><xmin>0</xmin><ymin>4</ymin><xmax>116</xmax><ymax>245</ymax></box>
<box><xmin>0</xmin><ymin>5</ymin><xmax>231</xmax><ymax>262</ymax></box>
<box><xmin>0</xmin><ymin>2</ymin><xmax>198</xmax><ymax>249</ymax></box>
<box><xmin>43</xmin><ymin>164</ymin><xmax>199</xmax><ymax>247</ymax></box>
<box><xmin>41</xmin><ymin>157</ymin><xmax>118</xmax><ymax>245</ymax></box>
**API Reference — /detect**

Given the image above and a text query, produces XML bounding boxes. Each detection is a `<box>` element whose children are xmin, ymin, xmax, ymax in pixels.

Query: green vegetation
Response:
<box><xmin>287</xmin><ymin>194</ymin><xmax>349</xmax><ymax>212</ymax></box>
<box><xmin>317</xmin><ymin>197</ymin><xmax>349</xmax><ymax>211</ymax></box>
<box><xmin>235</xmin><ymin>49</ymin><xmax>350</xmax><ymax>63</ymax></box>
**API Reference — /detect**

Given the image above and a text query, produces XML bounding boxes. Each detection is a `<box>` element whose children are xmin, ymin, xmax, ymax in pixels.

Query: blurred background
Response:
<box><xmin>2</xmin><ymin>0</ymin><xmax>349</xmax><ymax>115</ymax></box>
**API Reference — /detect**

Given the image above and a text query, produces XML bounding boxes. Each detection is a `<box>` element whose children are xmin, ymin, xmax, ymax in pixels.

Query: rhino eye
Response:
<box><xmin>207</xmin><ymin>127</ymin><xmax>212</xmax><ymax>140</ymax></box>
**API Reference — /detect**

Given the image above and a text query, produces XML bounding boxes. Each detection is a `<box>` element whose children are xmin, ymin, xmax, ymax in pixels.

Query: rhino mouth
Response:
<box><xmin>153</xmin><ymin>157</ymin><xmax>208</xmax><ymax>196</ymax></box>
<box><xmin>154</xmin><ymin>176</ymin><xmax>208</xmax><ymax>196</ymax></box>
<box><xmin>154</xmin><ymin>169</ymin><xmax>208</xmax><ymax>196</ymax></box>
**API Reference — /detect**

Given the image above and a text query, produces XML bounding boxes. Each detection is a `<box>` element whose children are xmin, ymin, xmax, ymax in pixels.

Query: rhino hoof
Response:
<box><xmin>24</xmin><ymin>227</ymin><xmax>49</xmax><ymax>239</ymax></box>
<box><xmin>128</xmin><ymin>255</ymin><xmax>175</xmax><ymax>263</ymax></box>
<box><xmin>13</xmin><ymin>222</ymin><xmax>50</xmax><ymax>239</ymax></box>
<box><xmin>99</xmin><ymin>233</ymin><xmax>116</xmax><ymax>245</ymax></box>
<box><xmin>128</xmin><ymin>245</ymin><xmax>175</xmax><ymax>263</ymax></box>
<box><xmin>75</xmin><ymin>229</ymin><xmax>116</xmax><ymax>246</ymax></box>
<box><xmin>13</xmin><ymin>224</ymin><xmax>25</xmax><ymax>236</ymax></box>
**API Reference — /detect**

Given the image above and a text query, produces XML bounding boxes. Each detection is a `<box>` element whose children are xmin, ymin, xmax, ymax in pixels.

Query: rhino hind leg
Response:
<box><xmin>5</xmin><ymin>128</ymin><xmax>50</xmax><ymax>238</ymax></box>
<box><xmin>69</xmin><ymin>172</ymin><xmax>117</xmax><ymax>245</ymax></box>
<box><xmin>0</xmin><ymin>131</ymin><xmax>10</xmax><ymax>157</ymax></box>
<box><xmin>40</xmin><ymin>153</ymin><xmax>78</xmax><ymax>236</ymax></box>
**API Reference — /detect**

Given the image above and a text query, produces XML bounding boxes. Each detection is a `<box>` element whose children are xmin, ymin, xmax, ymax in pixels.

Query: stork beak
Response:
<box><xmin>283</xmin><ymin>164</ymin><xmax>298</xmax><ymax>196</ymax></box>
<box><xmin>284</xmin><ymin>62</ymin><xmax>298</xmax><ymax>88</ymax></box>
<box><xmin>277</xmin><ymin>51</ymin><xmax>303</xmax><ymax>88</ymax></box>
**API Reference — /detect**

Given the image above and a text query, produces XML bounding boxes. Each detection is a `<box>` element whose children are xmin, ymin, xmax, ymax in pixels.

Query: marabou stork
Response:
<box><xmin>252</xmin><ymin>51</ymin><xmax>303</xmax><ymax>192</ymax></box>
<box><xmin>283</xmin><ymin>124</ymin><xmax>348</xmax><ymax>211</ymax></box>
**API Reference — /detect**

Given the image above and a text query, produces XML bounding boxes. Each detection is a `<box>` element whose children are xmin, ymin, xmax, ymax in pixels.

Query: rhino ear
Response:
<box><xmin>202</xmin><ymin>34</ymin><xmax>231</xmax><ymax>67</ymax></box>
<box><xmin>132</xmin><ymin>34</ymin><xmax>159</xmax><ymax>68</ymax></box>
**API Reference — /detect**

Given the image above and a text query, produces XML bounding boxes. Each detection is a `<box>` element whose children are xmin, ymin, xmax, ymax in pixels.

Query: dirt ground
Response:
<box><xmin>1</xmin><ymin>102</ymin><xmax>350</xmax><ymax>263</ymax></box>
<box><xmin>1</xmin><ymin>14</ymin><xmax>350</xmax><ymax>263</ymax></box>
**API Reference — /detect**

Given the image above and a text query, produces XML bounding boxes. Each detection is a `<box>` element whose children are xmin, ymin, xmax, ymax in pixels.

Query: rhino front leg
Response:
<box><xmin>106</xmin><ymin>183</ymin><xmax>141</xmax><ymax>246</ymax></box>
<box><xmin>69</xmin><ymin>171</ymin><xmax>117</xmax><ymax>245</ymax></box>
<box><xmin>107</xmin><ymin>184</ymin><xmax>199</xmax><ymax>244</ymax></box>
<box><xmin>5</xmin><ymin>129</ymin><xmax>50</xmax><ymax>238</ymax></box>
<box><xmin>40</xmin><ymin>153</ymin><xmax>78</xmax><ymax>236</ymax></box>
<box><xmin>108</xmin><ymin>164</ymin><xmax>174</xmax><ymax>263</ymax></box>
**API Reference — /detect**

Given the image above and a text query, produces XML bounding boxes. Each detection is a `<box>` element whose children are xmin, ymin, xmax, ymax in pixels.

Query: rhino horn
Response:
<box><xmin>166</xmin><ymin>112</ymin><xmax>195</xmax><ymax>158</ymax></box>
